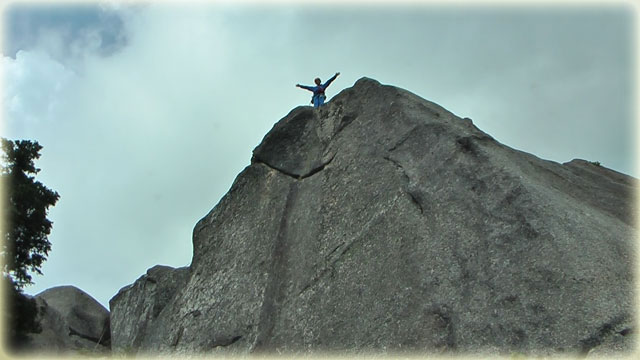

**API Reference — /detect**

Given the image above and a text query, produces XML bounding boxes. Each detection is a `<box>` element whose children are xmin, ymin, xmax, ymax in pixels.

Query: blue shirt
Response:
<box><xmin>299</xmin><ymin>73</ymin><xmax>339</xmax><ymax>97</ymax></box>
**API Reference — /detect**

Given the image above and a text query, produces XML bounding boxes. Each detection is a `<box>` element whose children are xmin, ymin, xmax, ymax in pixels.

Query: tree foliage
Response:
<box><xmin>1</xmin><ymin>138</ymin><xmax>59</xmax><ymax>289</ymax></box>
<box><xmin>2</xmin><ymin>275</ymin><xmax>41</xmax><ymax>349</ymax></box>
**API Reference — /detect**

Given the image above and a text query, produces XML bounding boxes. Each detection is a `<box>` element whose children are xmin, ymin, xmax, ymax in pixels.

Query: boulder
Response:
<box><xmin>110</xmin><ymin>77</ymin><xmax>636</xmax><ymax>356</ymax></box>
<box><xmin>16</xmin><ymin>285</ymin><xmax>110</xmax><ymax>355</ymax></box>
<box><xmin>36</xmin><ymin>285</ymin><xmax>110</xmax><ymax>346</ymax></box>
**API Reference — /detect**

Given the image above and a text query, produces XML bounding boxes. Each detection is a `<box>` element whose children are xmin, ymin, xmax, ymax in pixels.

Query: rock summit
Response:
<box><xmin>110</xmin><ymin>77</ymin><xmax>636</xmax><ymax>356</ymax></box>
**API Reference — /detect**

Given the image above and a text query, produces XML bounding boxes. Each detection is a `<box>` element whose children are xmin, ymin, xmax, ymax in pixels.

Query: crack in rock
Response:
<box><xmin>407</xmin><ymin>190</ymin><xmax>424</xmax><ymax>214</ymax></box>
<box><xmin>387</xmin><ymin>125</ymin><xmax>420</xmax><ymax>153</ymax></box>
<box><xmin>578</xmin><ymin>314</ymin><xmax>632</xmax><ymax>355</ymax></box>
<box><xmin>209</xmin><ymin>335</ymin><xmax>243</xmax><ymax>349</ymax></box>
<box><xmin>69</xmin><ymin>326</ymin><xmax>110</xmax><ymax>346</ymax></box>
<box><xmin>253</xmin><ymin>182</ymin><xmax>298</xmax><ymax>352</ymax></box>
<box><xmin>171</xmin><ymin>326</ymin><xmax>184</xmax><ymax>348</ymax></box>
<box><xmin>254</xmin><ymin>152</ymin><xmax>337</xmax><ymax>180</ymax></box>
<box><xmin>383</xmin><ymin>155</ymin><xmax>424</xmax><ymax>215</ymax></box>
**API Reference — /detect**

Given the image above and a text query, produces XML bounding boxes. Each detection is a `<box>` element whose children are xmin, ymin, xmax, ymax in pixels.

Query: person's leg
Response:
<box><xmin>313</xmin><ymin>95</ymin><xmax>321</xmax><ymax>107</ymax></box>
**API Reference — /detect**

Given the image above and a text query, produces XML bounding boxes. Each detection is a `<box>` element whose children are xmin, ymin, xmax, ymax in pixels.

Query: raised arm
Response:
<box><xmin>296</xmin><ymin>84</ymin><xmax>315</xmax><ymax>92</ymax></box>
<box><xmin>322</xmin><ymin>72</ymin><xmax>340</xmax><ymax>88</ymax></box>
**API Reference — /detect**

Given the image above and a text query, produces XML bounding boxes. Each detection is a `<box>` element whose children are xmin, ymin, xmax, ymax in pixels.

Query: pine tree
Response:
<box><xmin>1</xmin><ymin>138</ymin><xmax>59</xmax><ymax>288</ymax></box>
<box><xmin>1</xmin><ymin>138</ymin><xmax>59</xmax><ymax>349</ymax></box>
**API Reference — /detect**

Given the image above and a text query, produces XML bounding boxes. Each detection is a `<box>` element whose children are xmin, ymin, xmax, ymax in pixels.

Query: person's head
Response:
<box><xmin>314</xmin><ymin>78</ymin><xmax>321</xmax><ymax>85</ymax></box>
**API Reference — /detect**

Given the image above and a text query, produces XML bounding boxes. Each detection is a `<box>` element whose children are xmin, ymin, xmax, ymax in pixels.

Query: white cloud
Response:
<box><xmin>3</xmin><ymin>49</ymin><xmax>75</xmax><ymax>126</ymax></box>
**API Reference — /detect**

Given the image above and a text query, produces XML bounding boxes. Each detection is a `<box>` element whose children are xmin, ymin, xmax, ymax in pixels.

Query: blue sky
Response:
<box><xmin>1</xmin><ymin>0</ymin><xmax>636</xmax><ymax>308</ymax></box>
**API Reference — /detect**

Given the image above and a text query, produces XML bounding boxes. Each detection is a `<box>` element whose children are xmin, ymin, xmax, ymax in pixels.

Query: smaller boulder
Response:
<box><xmin>12</xmin><ymin>285</ymin><xmax>111</xmax><ymax>356</ymax></box>
<box><xmin>36</xmin><ymin>285</ymin><xmax>111</xmax><ymax>347</ymax></box>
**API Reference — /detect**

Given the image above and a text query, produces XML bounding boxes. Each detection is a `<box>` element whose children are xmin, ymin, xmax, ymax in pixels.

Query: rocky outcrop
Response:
<box><xmin>110</xmin><ymin>77</ymin><xmax>636</xmax><ymax>356</ymax></box>
<box><xmin>21</xmin><ymin>286</ymin><xmax>110</xmax><ymax>355</ymax></box>
<box><xmin>109</xmin><ymin>265</ymin><xmax>189</xmax><ymax>355</ymax></box>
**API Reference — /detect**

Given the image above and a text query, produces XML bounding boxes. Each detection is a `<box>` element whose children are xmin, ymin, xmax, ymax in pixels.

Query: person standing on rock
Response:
<box><xmin>296</xmin><ymin>72</ymin><xmax>340</xmax><ymax>108</ymax></box>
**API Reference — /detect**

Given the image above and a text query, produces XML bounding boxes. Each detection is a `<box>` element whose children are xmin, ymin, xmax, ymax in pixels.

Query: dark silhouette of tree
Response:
<box><xmin>1</xmin><ymin>138</ymin><xmax>58</xmax><ymax>349</ymax></box>
<box><xmin>1</xmin><ymin>138</ymin><xmax>59</xmax><ymax>288</ymax></box>
<box><xmin>2</xmin><ymin>276</ymin><xmax>41</xmax><ymax>349</ymax></box>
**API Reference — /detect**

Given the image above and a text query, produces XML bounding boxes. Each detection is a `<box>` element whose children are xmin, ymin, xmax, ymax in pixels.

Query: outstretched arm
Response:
<box><xmin>296</xmin><ymin>84</ymin><xmax>314</xmax><ymax>92</ymax></box>
<box><xmin>323</xmin><ymin>72</ymin><xmax>340</xmax><ymax>88</ymax></box>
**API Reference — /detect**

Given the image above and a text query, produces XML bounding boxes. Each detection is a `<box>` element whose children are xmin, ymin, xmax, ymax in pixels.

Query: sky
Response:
<box><xmin>0</xmin><ymin>0</ymin><xmax>636</xmax><ymax>308</ymax></box>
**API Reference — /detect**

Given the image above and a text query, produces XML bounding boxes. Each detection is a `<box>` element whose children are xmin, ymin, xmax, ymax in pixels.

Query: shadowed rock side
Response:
<box><xmin>109</xmin><ymin>265</ymin><xmax>189</xmax><ymax>355</ymax></box>
<box><xmin>19</xmin><ymin>286</ymin><xmax>111</xmax><ymax>355</ymax></box>
<box><xmin>110</xmin><ymin>77</ymin><xmax>636</xmax><ymax>357</ymax></box>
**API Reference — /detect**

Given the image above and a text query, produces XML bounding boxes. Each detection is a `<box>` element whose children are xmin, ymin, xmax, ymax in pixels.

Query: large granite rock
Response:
<box><xmin>19</xmin><ymin>286</ymin><xmax>110</xmax><ymax>355</ymax></box>
<box><xmin>110</xmin><ymin>77</ymin><xmax>636</xmax><ymax>356</ymax></box>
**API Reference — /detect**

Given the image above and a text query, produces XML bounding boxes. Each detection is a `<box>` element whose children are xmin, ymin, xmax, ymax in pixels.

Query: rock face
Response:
<box><xmin>110</xmin><ymin>77</ymin><xmax>636</xmax><ymax>356</ymax></box>
<box><xmin>109</xmin><ymin>265</ymin><xmax>189</xmax><ymax>355</ymax></box>
<box><xmin>24</xmin><ymin>286</ymin><xmax>110</xmax><ymax>354</ymax></box>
